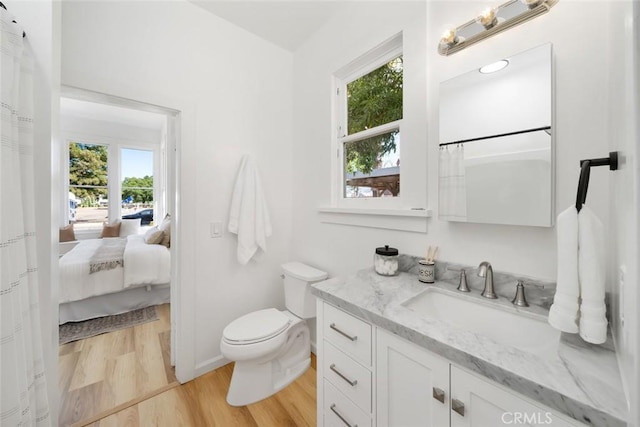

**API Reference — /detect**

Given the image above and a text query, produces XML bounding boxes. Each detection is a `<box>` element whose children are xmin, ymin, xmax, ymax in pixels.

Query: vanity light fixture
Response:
<box><xmin>479</xmin><ymin>59</ymin><xmax>509</xmax><ymax>73</ymax></box>
<box><xmin>438</xmin><ymin>0</ymin><xmax>558</xmax><ymax>56</ymax></box>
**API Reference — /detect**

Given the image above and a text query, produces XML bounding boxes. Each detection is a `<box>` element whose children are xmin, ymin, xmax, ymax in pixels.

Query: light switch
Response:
<box><xmin>210</xmin><ymin>221</ymin><xmax>223</xmax><ymax>238</ymax></box>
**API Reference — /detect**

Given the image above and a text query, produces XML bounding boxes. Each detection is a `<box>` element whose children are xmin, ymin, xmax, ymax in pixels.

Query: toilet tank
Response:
<box><xmin>282</xmin><ymin>262</ymin><xmax>328</xmax><ymax>319</ymax></box>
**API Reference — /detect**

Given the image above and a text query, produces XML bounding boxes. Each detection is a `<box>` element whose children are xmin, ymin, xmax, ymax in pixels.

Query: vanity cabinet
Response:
<box><xmin>450</xmin><ymin>366</ymin><xmax>581</xmax><ymax>427</ymax></box>
<box><xmin>318</xmin><ymin>301</ymin><xmax>374</xmax><ymax>427</ymax></box>
<box><xmin>317</xmin><ymin>302</ymin><xmax>586</xmax><ymax>427</ymax></box>
<box><xmin>377</xmin><ymin>329</ymin><xmax>449</xmax><ymax>427</ymax></box>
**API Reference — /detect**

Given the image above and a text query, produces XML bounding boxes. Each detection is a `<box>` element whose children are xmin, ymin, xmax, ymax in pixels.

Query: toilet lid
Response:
<box><xmin>223</xmin><ymin>308</ymin><xmax>291</xmax><ymax>344</ymax></box>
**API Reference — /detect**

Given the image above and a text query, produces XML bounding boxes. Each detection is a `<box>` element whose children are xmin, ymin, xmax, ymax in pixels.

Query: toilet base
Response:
<box><xmin>226</xmin><ymin>355</ymin><xmax>310</xmax><ymax>406</ymax></box>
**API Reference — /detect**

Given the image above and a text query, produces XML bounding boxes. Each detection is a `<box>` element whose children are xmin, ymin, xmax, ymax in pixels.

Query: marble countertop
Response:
<box><xmin>311</xmin><ymin>266</ymin><xmax>627</xmax><ymax>427</ymax></box>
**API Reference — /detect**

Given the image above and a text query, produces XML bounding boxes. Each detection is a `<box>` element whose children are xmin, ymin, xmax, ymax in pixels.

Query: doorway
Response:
<box><xmin>57</xmin><ymin>87</ymin><xmax>181</xmax><ymax>426</ymax></box>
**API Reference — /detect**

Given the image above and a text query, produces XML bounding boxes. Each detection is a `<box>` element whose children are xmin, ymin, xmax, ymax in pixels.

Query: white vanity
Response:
<box><xmin>313</xmin><ymin>260</ymin><xmax>626</xmax><ymax>427</ymax></box>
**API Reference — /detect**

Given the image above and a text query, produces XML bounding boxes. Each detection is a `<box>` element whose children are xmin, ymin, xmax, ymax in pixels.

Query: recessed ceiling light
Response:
<box><xmin>479</xmin><ymin>59</ymin><xmax>509</xmax><ymax>74</ymax></box>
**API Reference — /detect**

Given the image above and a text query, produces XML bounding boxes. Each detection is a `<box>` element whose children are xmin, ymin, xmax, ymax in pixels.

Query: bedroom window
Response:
<box><xmin>121</xmin><ymin>148</ymin><xmax>155</xmax><ymax>225</ymax></box>
<box><xmin>68</xmin><ymin>142</ymin><xmax>109</xmax><ymax>230</ymax></box>
<box><xmin>335</xmin><ymin>34</ymin><xmax>403</xmax><ymax>202</ymax></box>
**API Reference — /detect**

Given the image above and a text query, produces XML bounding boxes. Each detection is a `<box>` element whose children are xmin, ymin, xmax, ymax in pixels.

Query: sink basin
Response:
<box><xmin>402</xmin><ymin>287</ymin><xmax>560</xmax><ymax>357</ymax></box>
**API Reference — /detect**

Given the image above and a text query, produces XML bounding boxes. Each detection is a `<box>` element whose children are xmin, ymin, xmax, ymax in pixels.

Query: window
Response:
<box><xmin>121</xmin><ymin>148</ymin><xmax>155</xmax><ymax>225</ymax></box>
<box><xmin>66</xmin><ymin>140</ymin><xmax>159</xmax><ymax>232</ymax></box>
<box><xmin>335</xmin><ymin>35</ymin><xmax>403</xmax><ymax>202</ymax></box>
<box><xmin>68</xmin><ymin>142</ymin><xmax>109</xmax><ymax>230</ymax></box>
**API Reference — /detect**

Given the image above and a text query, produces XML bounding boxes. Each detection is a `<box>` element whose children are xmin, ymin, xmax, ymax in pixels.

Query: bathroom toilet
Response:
<box><xmin>220</xmin><ymin>261</ymin><xmax>328</xmax><ymax>406</ymax></box>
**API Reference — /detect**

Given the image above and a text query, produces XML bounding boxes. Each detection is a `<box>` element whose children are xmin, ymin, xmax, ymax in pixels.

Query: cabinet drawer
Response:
<box><xmin>324</xmin><ymin>340</ymin><xmax>372</xmax><ymax>413</ymax></box>
<box><xmin>323</xmin><ymin>303</ymin><xmax>372</xmax><ymax>366</ymax></box>
<box><xmin>324</xmin><ymin>379</ymin><xmax>371</xmax><ymax>427</ymax></box>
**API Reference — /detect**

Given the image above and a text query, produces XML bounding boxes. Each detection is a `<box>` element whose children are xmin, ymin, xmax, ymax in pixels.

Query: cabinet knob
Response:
<box><xmin>452</xmin><ymin>398</ymin><xmax>465</xmax><ymax>417</ymax></box>
<box><xmin>432</xmin><ymin>387</ymin><xmax>445</xmax><ymax>403</ymax></box>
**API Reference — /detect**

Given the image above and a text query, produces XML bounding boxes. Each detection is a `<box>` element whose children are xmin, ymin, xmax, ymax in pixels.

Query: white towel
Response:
<box><xmin>228</xmin><ymin>155</ymin><xmax>272</xmax><ymax>264</ymax></box>
<box><xmin>548</xmin><ymin>205</ymin><xmax>608</xmax><ymax>344</ymax></box>
<box><xmin>577</xmin><ymin>205</ymin><xmax>607</xmax><ymax>344</ymax></box>
<box><xmin>548</xmin><ymin>206</ymin><xmax>580</xmax><ymax>333</ymax></box>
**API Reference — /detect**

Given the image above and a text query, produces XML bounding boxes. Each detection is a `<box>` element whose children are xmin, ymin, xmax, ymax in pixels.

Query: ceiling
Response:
<box><xmin>60</xmin><ymin>98</ymin><xmax>167</xmax><ymax>131</ymax></box>
<box><xmin>189</xmin><ymin>1</ymin><xmax>344</xmax><ymax>52</ymax></box>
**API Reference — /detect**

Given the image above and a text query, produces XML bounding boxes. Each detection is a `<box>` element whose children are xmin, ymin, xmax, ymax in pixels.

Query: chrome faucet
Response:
<box><xmin>477</xmin><ymin>261</ymin><xmax>497</xmax><ymax>299</ymax></box>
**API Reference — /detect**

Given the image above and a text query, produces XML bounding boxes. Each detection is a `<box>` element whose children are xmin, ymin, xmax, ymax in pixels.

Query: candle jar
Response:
<box><xmin>374</xmin><ymin>245</ymin><xmax>399</xmax><ymax>276</ymax></box>
<box><xmin>418</xmin><ymin>260</ymin><xmax>435</xmax><ymax>283</ymax></box>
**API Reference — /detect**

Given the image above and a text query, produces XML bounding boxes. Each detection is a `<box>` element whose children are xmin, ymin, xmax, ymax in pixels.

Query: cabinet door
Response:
<box><xmin>450</xmin><ymin>366</ymin><xmax>582</xmax><ymax>427</ymax></box>
<box><xmin>376</xmin><ymin>329</ymin><xmax>450</xmax><ymax>427</ymax></box>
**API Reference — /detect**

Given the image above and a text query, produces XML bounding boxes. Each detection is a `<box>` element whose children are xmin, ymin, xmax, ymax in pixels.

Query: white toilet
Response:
<box><xmin>220</xmin><ymin>261</ymin><xmax>328</xmax><ymax>406</ymax></box>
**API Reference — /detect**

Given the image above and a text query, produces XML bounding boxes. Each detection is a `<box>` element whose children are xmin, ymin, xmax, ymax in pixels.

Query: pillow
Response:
<box><xmin>120</xmin><ymin>218</ymin><xmax>141</xmax><ymax>237</ymax></box>
<box><xmin>59</xmin><ymin>224</ymin><xmax>76</xmax><ymax>242</ymax></box>
<box><xmin>158</xmin><ymin>214</ymin><xmax>171</xmax><ymax>248</ymax></box>
<box><xmin>144</xmin><ymin>226</ymin><xmax>164</xmax><ymax>245</ymax></box>
<box><xmin>101</xmin><ymin>222</ymin><xmax>121</xmax><ymax>238</ymax></box>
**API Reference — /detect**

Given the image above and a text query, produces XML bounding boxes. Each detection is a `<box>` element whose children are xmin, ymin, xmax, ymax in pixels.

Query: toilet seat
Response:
<box><xmin>223</xmin><ymin>308</ymin><xmax>291</xmax><ymax>345</ymax></box>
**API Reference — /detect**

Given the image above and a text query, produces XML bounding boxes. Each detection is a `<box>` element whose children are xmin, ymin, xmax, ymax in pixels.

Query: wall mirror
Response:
<box><xmin>438</xmin><ymin>43</ymin><xmax>553</xmax><ymax>227</ymax></box>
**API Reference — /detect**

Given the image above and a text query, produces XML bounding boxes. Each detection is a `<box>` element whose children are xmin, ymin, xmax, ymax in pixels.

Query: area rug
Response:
<box><xmin>59</xmin><ymin>306</ymin><xmax>158</xmax><ymax>345</ymax></box>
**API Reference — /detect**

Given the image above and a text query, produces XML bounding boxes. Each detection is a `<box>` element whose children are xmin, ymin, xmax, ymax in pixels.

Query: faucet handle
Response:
<box><xmin>511</xmin><ymin>281</ymin><xmax>529</xmax><ymax>307</ymax></box>
<box><xmin>457</xmin><ymin>269</ymin><xmax>470</xmax><ymax>292</ymax></box>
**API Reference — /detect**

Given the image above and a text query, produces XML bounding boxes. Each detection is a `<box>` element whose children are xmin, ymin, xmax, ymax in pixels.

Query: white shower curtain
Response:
<box><xmin>0</xmin><ymin>11</ymin><xmax>51</xmax><ymax>427</ymax></box>
<box><xmin>439</xmin><ymin>144</ymin><xmax>467</xmax><ymax>220</ymax></box>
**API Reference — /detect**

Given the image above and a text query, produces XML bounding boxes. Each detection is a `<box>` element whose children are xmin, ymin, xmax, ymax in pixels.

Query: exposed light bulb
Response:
<box><xmin>440</xmin><ymin>29</ymin><xmax>458</xmax><ymax>47</ymax></box>
<box><xmin>479</xmin><ymin>59</ymin><xmax>509</xmax><ymax>74</ymax></box>
<box><xmin>477</xmin><ymin>7</ymin><xmax>498</xmax><ymax>29</ymax></box>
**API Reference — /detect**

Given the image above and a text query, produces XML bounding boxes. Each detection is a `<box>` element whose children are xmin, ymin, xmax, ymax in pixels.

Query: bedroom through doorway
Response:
<box><xmin>57</xmin><ymin>88</ymin><xmax>181</xmax><ymax>426</ymax></box>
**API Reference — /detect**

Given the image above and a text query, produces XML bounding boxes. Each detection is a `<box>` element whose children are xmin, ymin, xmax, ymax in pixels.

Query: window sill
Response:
<box><xmin>317</xmin><ymin>207</ymin><xmax>432</xmax><ymax>232</ymax></box>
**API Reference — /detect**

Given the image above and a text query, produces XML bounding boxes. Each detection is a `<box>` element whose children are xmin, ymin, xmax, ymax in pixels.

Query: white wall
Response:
<box><xmin>292</xmin><ymin>0</ymin><xmax>611</xmax><ymax>281</ymax></box>
<box><xmin>61</xmin><ymin>0</ymin><xmax>294</xmax><ymax>376</ymax></box>
<box><xmin>292</xmin><ymin>1</ymin><xmax>428</xmax><ymax>277</ymax></box>
<box><xmin>6</xmin><ymin>0</ymin><xmax>61</xmax><ymax>421</ymax></box>
<box><xmin>606</xmin><ymin>1</ymin><xmax>639</xmax><ymax>426</ymax></box>
<box><xmin>60</xmin><ymin>116</ymin><xmax>162</xmax><ymax>146</ymax></box>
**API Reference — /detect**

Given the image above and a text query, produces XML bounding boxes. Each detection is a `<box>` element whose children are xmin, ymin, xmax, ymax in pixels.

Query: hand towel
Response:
<box><xmin>228</xmin><ymin>155</ymin><xmax>272</xmax><ymax>264</ymax></box>
<box><xmin>577</xmin><ymin>205</ymin><xmax>607</xmax><ymax>344</ymax></box>
<box><xmin>548</xmin><ymin>206</ymin><xmax>580</xmax><ymax>333</ymax></box>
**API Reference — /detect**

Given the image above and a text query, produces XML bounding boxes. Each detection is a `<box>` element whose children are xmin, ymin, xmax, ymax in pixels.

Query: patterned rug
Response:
<box><xmin>59</xmin><ymin>306</ymin><xmax>158</xmax><ymax>345</ymax></box>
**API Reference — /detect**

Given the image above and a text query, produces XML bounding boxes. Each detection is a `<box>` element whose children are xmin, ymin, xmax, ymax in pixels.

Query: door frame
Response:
<box><xmin>58</xmin><ymin>85</ymin><xmax>196</xmax><ymax>383</ymax></box>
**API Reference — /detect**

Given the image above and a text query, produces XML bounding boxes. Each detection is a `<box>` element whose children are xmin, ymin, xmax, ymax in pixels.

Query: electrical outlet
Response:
<box><xmin>210</xmin><ymin>221</ymin><xmax>223</xmax><ymax>238</ymax></box>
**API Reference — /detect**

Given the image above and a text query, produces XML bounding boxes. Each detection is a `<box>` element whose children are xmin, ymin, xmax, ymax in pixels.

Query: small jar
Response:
<box><xmin>374</xmin><ymin>245</ymin><xmax>399</xmax><ymax>276</ymax></box>
<box><xmin>418</xmin><ymin>260</ymin><xmax>435</xmax><ymax>283</ymax></box>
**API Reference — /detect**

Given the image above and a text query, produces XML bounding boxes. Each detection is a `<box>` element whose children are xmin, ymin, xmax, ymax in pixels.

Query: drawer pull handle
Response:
<box><xmin>330</xmin><ymin>403</ymin><xmax>358</xmax><ymax>427</ymax></box>
<box><xmin>432</xmin><ymin>387</ymin><xmax>445</xmax><ymax>403</ymax></box>
<box><xmin>330</xmin><ymin>323</ymin><xmax>358</xmax><ymax>341</ymax></box>
<box><xmin>452</xmin><ymin>398</ymin><xmax>465</xmax><ymax>417</ymax></box>
<box><xmin>329</xmin><ymin>363</ymin><xmax>358</xmax><ymax>386</ymax></box>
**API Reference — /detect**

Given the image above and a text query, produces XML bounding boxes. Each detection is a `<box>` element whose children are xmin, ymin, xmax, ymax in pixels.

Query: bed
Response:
<box><xmin>59</xmin><ymin>234</ymin><xmax>171</xmax><ymax>324</ymax></box>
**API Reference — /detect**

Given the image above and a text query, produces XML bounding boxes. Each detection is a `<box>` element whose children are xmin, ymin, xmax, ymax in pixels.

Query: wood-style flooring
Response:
<box><xmin>60</xmin><ymin>302</ymin><xmax>317</xmax><ymax>426</ymax></box>
<box><xmin>59</xmin><ymin>304</ymin><xmax>176</xmax><ymax>427</ymax></box>
<box><xmin>89</xmin><ymin>356</ymin><xmax>317</xmax><ymax>427</ymax></box>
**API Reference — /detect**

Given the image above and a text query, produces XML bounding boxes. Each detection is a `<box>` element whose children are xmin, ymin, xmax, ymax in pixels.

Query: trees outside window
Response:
<box><xmin>68</xmin><ymin>143</ymin><xmax>156</xmax><ymax>229</ymax></box>
<box><xmin>336</xmin><ymin>37</ymin><xmax>403</xmax><ymax>200</ymax></box>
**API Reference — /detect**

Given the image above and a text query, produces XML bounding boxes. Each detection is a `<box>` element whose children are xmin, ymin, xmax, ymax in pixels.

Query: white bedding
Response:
<box><xmin>59</xmin><ymin>235</ymin><xmax>170</xmax><ymax>304</ymax></box>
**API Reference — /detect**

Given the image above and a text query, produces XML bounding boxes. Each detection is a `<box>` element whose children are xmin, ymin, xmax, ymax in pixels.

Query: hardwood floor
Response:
<box><xmin>59</xmin><ymin>304</ymin><xmax>177</xmax><ymax>427</ymax></box>
<box><xmin>89</xmin><ymin>355</ymin><xmax>318</xmax><ymax>427</ymax></box>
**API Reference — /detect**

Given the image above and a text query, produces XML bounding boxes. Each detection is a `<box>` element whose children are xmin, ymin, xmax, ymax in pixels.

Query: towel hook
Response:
<box><xmin>575</xmin><ymin>151</ymin><xmax>618</xmax><ymax>212</ymax></box>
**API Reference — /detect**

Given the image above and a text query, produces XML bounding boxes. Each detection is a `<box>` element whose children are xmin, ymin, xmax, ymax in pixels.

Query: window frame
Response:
<box><xmin>63</xmin><ymin>133</ymin><xmax>162</xmax><ymax>232</ymax></box>
<box><xmin>332</xmin><ymin>34</ymin><xmax>403</xmax><ymax>208</ymax></box>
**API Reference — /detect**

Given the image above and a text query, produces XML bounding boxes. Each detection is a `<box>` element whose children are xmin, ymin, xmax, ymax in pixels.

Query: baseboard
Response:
<box><xmin>311</xmin><ymin>340</ymin><xmax>317</xmax><ymax>355</ymax></box>
<box><xmin>194</xmin><ymin>354</ymin><xmax>230</xmax><ymax>378</ymax></box>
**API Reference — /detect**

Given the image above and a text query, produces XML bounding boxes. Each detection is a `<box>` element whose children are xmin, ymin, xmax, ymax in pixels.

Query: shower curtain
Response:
<box><xmin>0</xmin><ymin>10</ymin><xmax>51</xmax><ymax>427</ymax></box>
<box><xmin>439</xmin><ymin>144</ymin><xmax>468</xmax><ymax>221</ymax></box>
